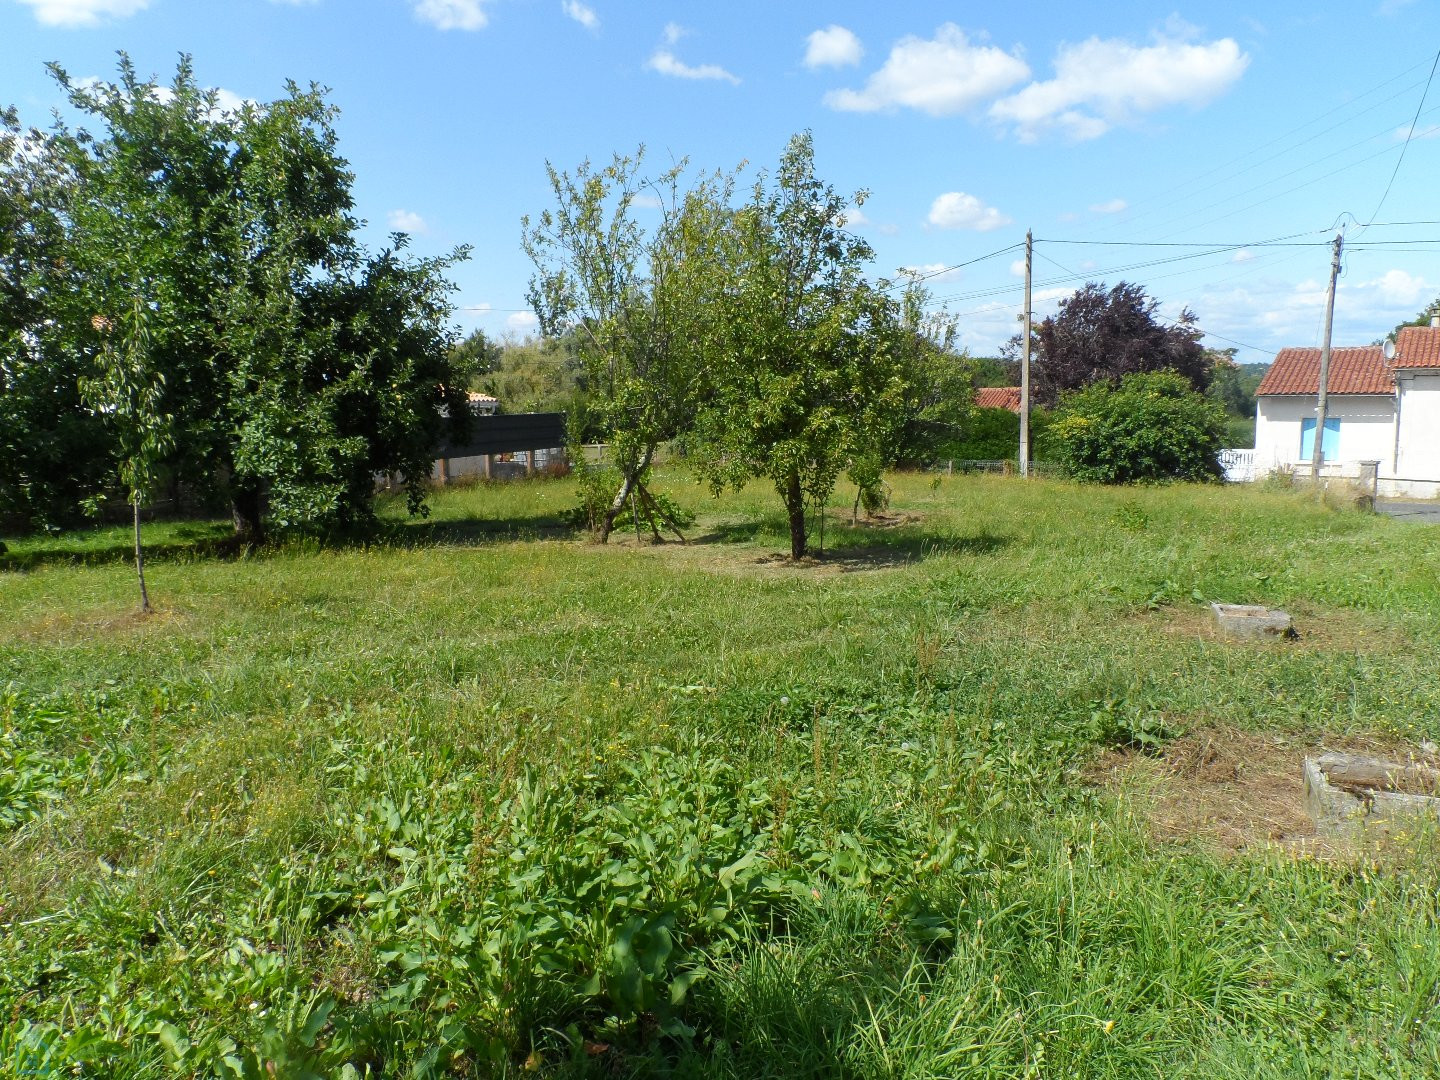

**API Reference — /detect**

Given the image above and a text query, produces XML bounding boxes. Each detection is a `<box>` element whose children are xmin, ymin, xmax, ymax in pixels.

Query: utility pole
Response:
<box><xmin>1020</xmin><ymin>228</ymin><xmax>1032</xmax><ymax>477</ymax></box>
<box><xmin>1310</xmin><ymin>232</ymin><xmax>1343</xmax><ymax>482</ymax></box>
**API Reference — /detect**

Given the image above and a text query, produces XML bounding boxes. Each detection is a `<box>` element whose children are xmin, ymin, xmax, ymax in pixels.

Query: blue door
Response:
<box><xmin>1299</xmin><ymin>417</ymin><xmax>1340</xmax><ymax>462</ymax></box>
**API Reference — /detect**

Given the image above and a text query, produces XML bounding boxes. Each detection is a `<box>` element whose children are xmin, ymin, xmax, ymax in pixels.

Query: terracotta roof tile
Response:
<box><xmin>1256</xmin><ymin>347</ymin><xmax>1393</xmax><ymax>396</ymax></box>
<box><xmin>1392</xmin><ymin>325</ymin><xmax>1440</xmax><ymax>368</ymax></box>
<box><xmin>975</xmin><ymin>386</ymin><xmax>1022</xmax><ymax>412</ymax></box>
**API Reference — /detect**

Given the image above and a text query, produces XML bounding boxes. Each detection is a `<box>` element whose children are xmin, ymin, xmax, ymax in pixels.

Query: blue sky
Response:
<box><xmin>4</xmin><ymin>0</ymin><xmax>1439</xmax><ymax>364</ymax></box>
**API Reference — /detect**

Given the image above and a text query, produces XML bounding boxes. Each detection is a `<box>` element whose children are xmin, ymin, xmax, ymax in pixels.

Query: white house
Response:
<box><xmin>1254</xmin><ymin>322</ymin><xmax>1440</xmax><ymax>497</ymax></box>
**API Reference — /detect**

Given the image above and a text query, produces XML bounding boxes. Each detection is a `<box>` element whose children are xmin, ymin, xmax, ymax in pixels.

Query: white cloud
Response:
<box><xmin>562</xmin><ymin>0</ymin><xmax>598</xmax><ymax>30</ymax></box>
<box><xmin>1397</xmin><ymin>123</ymin><xmax>1440</xmax><ymax>140</ymax></box>
<box><xmin>824</xmin><ymin>24</ymin><xmax>1029</xmax><ymax>116</ymax></box>
<box><xmin>632</xmin><ymin>193</ymin><xmax>664</xmax><ymax>209</ymax></box>
<box><xmin>1089</xmin><ymin>198</ymin><xmax>1127</xmax><ymax>214</ymax></box>
<box><xmin>662</xmin><ymin>21</ymin><xmax>685</xmax><ymax>46</ymax></box>
<box><xmin>1009</xmin><ymin>259</ymin><xmax>1027</xmax><ymax>277</ymax></box>
<box><xmin>900</xmin><ymin>262</ymin><xmax>961</xmax><ymax>282</ymax></box>
<box><xmin>16</xmin><ymin>0</ymin><xmax>147</xmax><ymax>26</ymax></box>
<box><xmin>647</xmin><ymin>47</ymin><xmax>740</xmax><ymax>85</ymax></box>
<box><xmin>387</xmin><ymin>209</ymin><xmax>429</xmax><ymax>234</ymax></box>
<box><xmin>991</xmin><ymin>33</ymin><xmax>1249</xmax><ymax>142</ymax></box>
<box><xmin>927</xmin><ymin>191</ymin><xmax>1011</xmax><ymax>232</ymax></box>
<box><xmin>1194</xmin><ymin>268</ymin><xmax>1432</xmax><ymax>355</ymax></box>
<box><xmin>507</xmin><ymin>311</ymin><xmax>540</xmax><ymax>333</ymax></box>
<box><xmin>1232</xmin><ymin>249</ymin><xmax>1256</xmax><ymax>263</ymax></box>
<box><xmin>804</xmin><ymin>25</ymin><xmax>863</xmax><ymax>69</ymax></box>
<box><xmin>413</xmin><ymin>0</ymin><xmax>490</xmax><ymax>31</ymax></box>
<box><xmin>838</xmin><ymin>204</ymin><xmax>869</xmax><ymax>228</ymax></box>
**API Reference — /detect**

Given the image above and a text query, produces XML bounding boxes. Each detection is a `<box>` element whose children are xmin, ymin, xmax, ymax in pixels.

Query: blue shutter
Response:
<box><xmin>1299</xmin><ymin>417</ymin><xmax>1340</xmax><ymax>462</ymax></box>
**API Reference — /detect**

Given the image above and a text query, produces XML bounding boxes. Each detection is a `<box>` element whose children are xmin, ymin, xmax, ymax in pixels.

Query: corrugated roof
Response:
<box><xmin>1391</xmin><ymin>325</ymin><xmax>1440</xmax><ymax>369</ymax></box>
<box><xmin>975</xmin><ymin>386</ymin><xmax>1022</xmax><ymax>412</ymax></box>
<box><xmin>1256</xmin><ymin>347</ymin><xmax>1393</xmax><ymax>396</ymax></box>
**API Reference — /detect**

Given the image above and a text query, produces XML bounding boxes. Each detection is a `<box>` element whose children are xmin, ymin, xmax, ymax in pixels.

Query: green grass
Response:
<box><xmin>3</xmin><ymin>472</ymin><xmax>1440</xmax><ymax>1077</ymax></box>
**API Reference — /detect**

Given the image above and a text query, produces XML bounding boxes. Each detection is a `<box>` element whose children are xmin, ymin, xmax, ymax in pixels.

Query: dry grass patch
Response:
<box><xmin>1090</xmin><ymin>725</ymin><xmax>1427</xmax><ymax>856</ymax></box>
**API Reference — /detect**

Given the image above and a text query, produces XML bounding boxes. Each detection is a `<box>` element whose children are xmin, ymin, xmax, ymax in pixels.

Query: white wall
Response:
<box><xmin>1395</xmin><ymin>374</ymin><xmax>1440</xmax><ymax>481</ymax></box>
<box><xmin>1255</xmin><ymin>395</ymin><xmax>1396</xmax><ymax>474</ymax></box>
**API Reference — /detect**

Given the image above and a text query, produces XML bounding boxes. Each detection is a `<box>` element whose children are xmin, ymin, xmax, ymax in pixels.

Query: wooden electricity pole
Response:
<box><xmin>1310</xmin><ymin>232</ymin><xmax>1343</xmax><ymax>481</ymax></box>
<box><xmin>1020</xmin><ymin>229</ymin><xmax>1033</xmax><ymax>477</ymax></box>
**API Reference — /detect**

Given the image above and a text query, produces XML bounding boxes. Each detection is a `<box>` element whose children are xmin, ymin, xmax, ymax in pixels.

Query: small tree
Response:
<box><xmin>1047</xmin><ymin>370</ymin><xmax>1225</xmax><ymax>485</ymax></box>
<box><xmin>692</xmin><ymin>133</ymin><xmax>906</xmax><ymax>559</ymax></box>
<box><xmin>523</xmin><ymin>149</ymin><xmax>731</xmax><ymax>542</ymax></box>
<box><xmin>84</xmin><ymin>297</ymin><xmax>173</xmax><ymax>613</ymax></box>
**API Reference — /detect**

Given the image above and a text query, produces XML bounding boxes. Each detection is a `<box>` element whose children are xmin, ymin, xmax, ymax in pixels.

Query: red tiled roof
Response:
<box><xmin>1256</xmin><ymin>347</ymin><xmax>1393</xmax><ymax>396</ymax></box>
<box><xmin>1391</xmin><ymin>324</ymin><xmax>1440</xmax><ymax>369</ymax></box>
<box><xmin>975</xmin><ymin>386</ymin><xmax>1022</xmax><ymax>412</ymax></box>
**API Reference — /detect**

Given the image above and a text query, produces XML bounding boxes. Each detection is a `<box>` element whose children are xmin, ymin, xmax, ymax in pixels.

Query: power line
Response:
<box><xmin>1083</xmin><ymin>56</ymin><xmax>1439</xmax><ymax>239</ymax></box>
<box><xmin>1035</xmin><ymin>247</ymin><xmax>1280</xmax><ymax>358</ymax></box>
<box><xmin>1363</xmin><ymin>46</ymin><xmax>1440</xmax><ymax>226</ymax></box>
<box><xmin>885</xmin><ymin>240</ymin><xmax>1025</xmax><ymax>291</ymax></box>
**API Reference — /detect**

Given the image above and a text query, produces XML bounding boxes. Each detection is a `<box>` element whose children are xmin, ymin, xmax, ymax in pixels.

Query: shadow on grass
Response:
<box><xmin>1</xmin><ymin>508</ymin><xmax>583</xmax><ymax>572</ymax></box>
<box><xmin>0</xmin><ymin>529</ymin><xmax>242</xmax><ymax>573</ymax></box>
<box><xmin>380</xmin><ymin>510</ymin><xmax>576</xmax><ymax>548</ymax></box>
<box><xmin>696</xmin><ymin>520</ymin><xmax>1010</xmax><ymax>569</ymax></box>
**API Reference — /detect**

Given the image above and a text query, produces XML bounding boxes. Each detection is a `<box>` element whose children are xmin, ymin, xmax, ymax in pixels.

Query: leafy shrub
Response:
<box><xmin>0</xmin><ymin>690</ymin><xmax>97</xmax><ymax>829</ymax></box>
<box><xmin>1047</xmin><ymin>371</ymin><xmax>1225</xmax><ymax>484</ymax></box>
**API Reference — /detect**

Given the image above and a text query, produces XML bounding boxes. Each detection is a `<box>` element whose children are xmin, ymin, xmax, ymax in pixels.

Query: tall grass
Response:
<box><xmin>2</xmin><ymin>472</ymin><xmax>1438</xmax><ymax>1076</ymax></box>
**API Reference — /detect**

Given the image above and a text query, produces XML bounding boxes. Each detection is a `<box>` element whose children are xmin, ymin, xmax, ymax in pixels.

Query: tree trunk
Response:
<box><xmin>134</xmin><ymin>496</ymin><xmax>152</xmax><ymax>615</ymax></box>
<box><xmin>231</xmin><ymin>485</ymin><xmax>265</xmax><ymax>546</ymax></box>
<box><xmin>786</xmin><ymin>472</ymin><xmax>807</xmax><ymax>560</ymax></box>
<box><xmin>597</xmin><ymin>446</ymin><xmax>654</xmax><ymax>544</ymax></box>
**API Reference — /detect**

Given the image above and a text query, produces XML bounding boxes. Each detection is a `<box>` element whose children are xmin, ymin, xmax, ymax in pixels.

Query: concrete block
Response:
<box><xmin>1211</xmin><ymin>602</ymin><xmax>1294</xmax><ymax>640</ymax></box>
<box><xmin>1304</xmin><ymin>753</ymin><xmax>1440</xmax><ymax>837</ymax></box>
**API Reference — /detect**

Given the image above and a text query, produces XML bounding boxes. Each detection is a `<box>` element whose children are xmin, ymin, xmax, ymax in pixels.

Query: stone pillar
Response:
<box><xmin>1358</xmin><ymin>460</ymin><xmax>1379</xmax><ymax>510</ymax></box>
<box><xmin>525</xmin><ymin>451</ymin><xmax>535</xmax><ymax>478</ymax></box>
<box><xmin>438</xmin><ymin>457</ymin><xmax>450</xmax><ymax>486</ymax></box>
<box><xmin>483</xmin><ymin>454</ymin><xmax>492</xmax><ymax>480</ymax></box>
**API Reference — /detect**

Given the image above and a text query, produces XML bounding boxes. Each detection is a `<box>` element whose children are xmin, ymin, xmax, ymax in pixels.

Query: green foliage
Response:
<box><xmin>889</xmin><ymin>287</ymin><xmax>973</xmax><ymax>465</ymax></box>
<box><xmin>1223</xmin><ymin>413</ymin><xmax>1256</xmax><ymax>449</ymax></box>
<box><xmin>1392</xmin><ymin>293</ymin><xmax>1440</xmax><ymax>338</ymax></box>
<box><xmin>1049</xmin><ymin>371</ymin><xmax>1227</xmax><ymax>484</ymax></box>
<box><xmin>0</xmin><ymin>691</ymin><xmax>90</xmax><ymax>828</ymax></box>
<box><xmin>692</xmin><ymin>132</ymin><xmax>907</xmax><ymax>559</ymax></box>
<box><xmin>3</xmin><ymin>56</ymin><xmax>471</xmax><ymax>539</ymax></box>
<box><xmin>0</xmin><ymin>108</ymin><xmax>117</xmax><ymax>532</ymax></box>
<box><xmin>449</xmin><ymin>328</ymin><xmax>501</xmax><ymax>380</ymax></box>
<box><xmin>482</xmin><ymin>335</ymin><xmax>588</xmax><ymax>419</ymax></box>
<box><xmin>524</xmin><ymin>148</ymin><xmax>731</xmax><ymax>541</ymax></box>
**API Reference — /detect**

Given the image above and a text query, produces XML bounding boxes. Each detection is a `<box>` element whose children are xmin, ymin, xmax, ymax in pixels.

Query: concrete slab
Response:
<box><xmin>1304</xmin><ymin>753</ymin><xmax>1440</xmax><ymax>837</ymax></box>
<box><xmin>1211</xmin><ymin>603</ymin><xmax>1294</xmax><ymax>640</ymax></box>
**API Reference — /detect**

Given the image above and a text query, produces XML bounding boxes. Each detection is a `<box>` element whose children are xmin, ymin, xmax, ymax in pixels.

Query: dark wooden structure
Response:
<box><xmin>435</xmin><ymin>413</ymin><xmax>567</xmax><ymax>483</ymax></box>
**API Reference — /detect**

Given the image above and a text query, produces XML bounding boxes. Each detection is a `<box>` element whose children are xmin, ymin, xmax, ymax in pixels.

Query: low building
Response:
<box><xmin>1253</xmin><ymin>322</ymin><xmax>1440</xmax><ymax>496</ymax></box>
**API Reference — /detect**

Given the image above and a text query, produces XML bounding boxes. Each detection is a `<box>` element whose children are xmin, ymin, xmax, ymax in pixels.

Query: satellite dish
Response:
<box><xmin>1383</xmin><ymin>339</ymin><xmax>1396</xmax><ymax>361</ymax></box>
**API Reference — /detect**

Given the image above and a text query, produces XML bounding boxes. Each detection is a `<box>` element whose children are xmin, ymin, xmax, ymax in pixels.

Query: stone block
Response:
<box><xmin>1304</xmin><ymin>753</ymin><xmax>1440</xmax><ymax>837</ymax></box>
<box><xmin>1211</xmin><ymin>602</ymin><xmax>1294</xmax><ymax>640</ymax></box>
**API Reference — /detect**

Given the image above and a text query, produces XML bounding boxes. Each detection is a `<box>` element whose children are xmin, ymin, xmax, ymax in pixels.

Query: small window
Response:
<box><xmin>1300</xmin><ymin>417</ymin><xmax>1340</xmax><ymax>462</ymax></box>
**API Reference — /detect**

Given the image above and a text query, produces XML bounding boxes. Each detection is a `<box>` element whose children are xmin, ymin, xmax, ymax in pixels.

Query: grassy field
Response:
<box><xmin>3</xmin><ymin>472</ymin><xmax>1440</xmax><ymax>1078</ymax></box>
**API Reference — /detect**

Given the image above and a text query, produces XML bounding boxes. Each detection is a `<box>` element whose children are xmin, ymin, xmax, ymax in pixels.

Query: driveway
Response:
<box><xmin>1377</xmin><ymin>499</ymin><xmax>1440</xmax><ymax>522</ymax></box>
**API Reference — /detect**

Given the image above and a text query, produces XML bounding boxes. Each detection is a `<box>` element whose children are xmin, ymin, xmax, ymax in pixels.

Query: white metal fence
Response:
<box><xmin>1218</xmin><ymin>448</ymin><xmax>1256</xmax><ymax>483</ymax></box>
